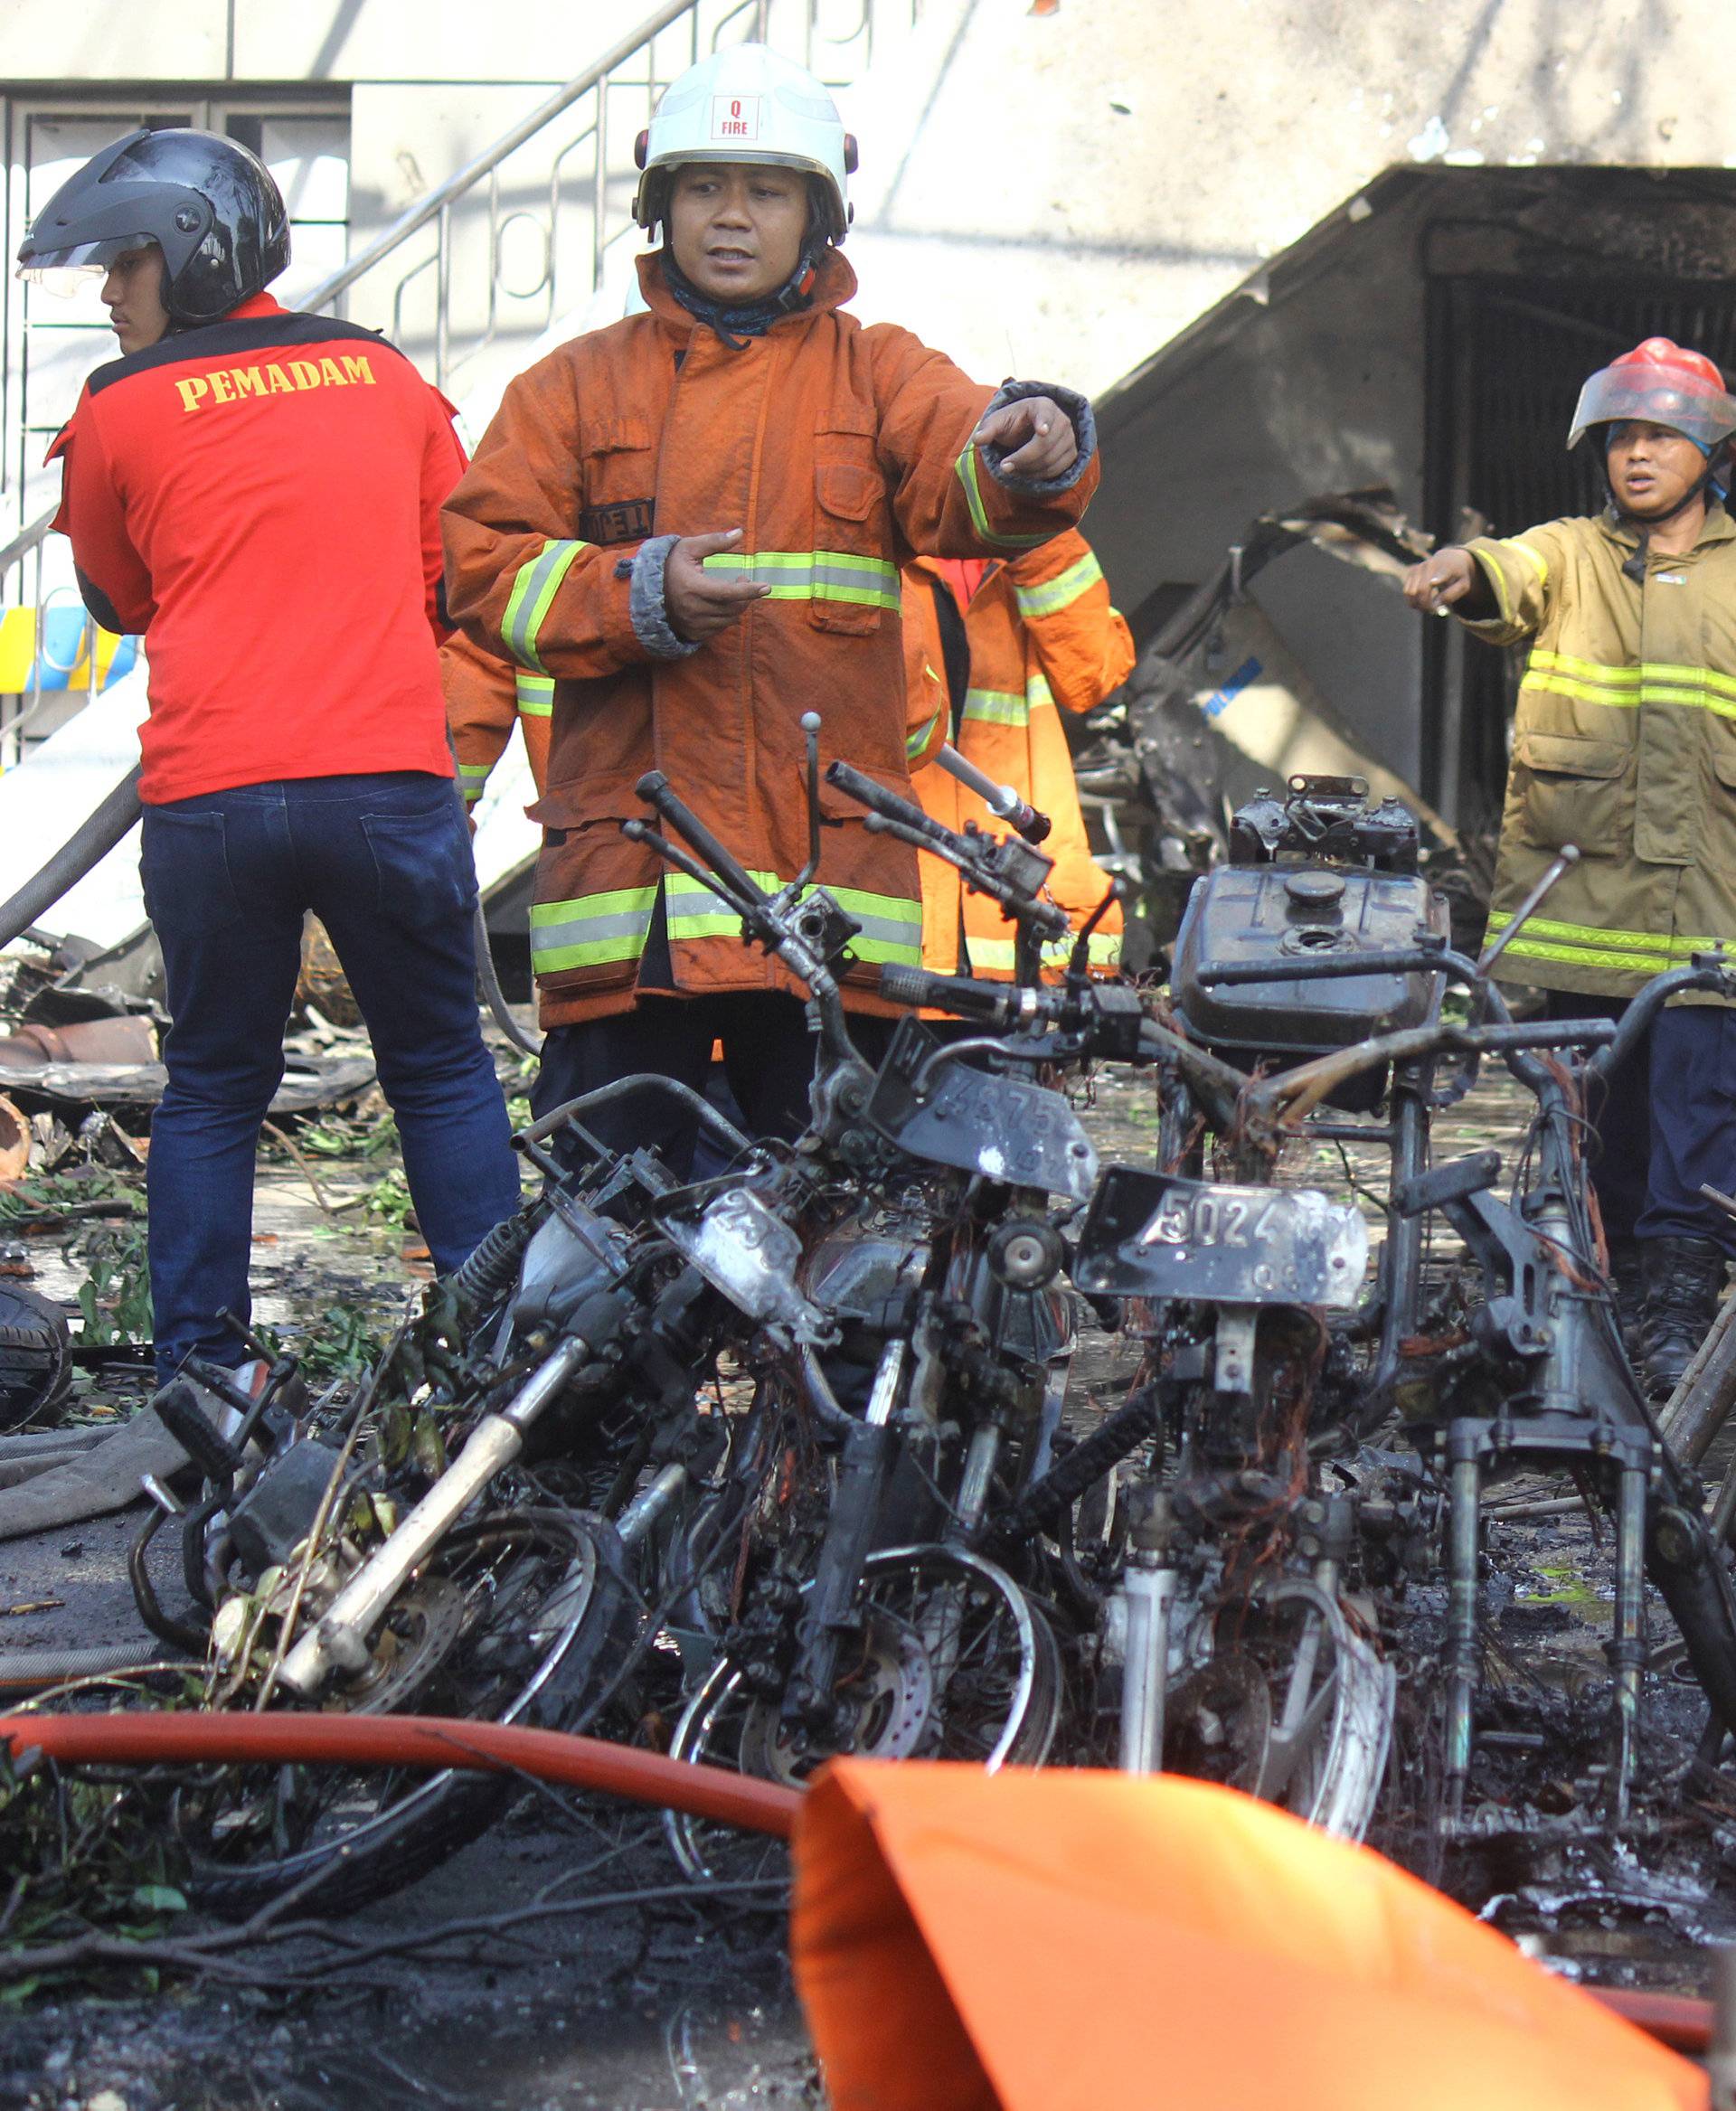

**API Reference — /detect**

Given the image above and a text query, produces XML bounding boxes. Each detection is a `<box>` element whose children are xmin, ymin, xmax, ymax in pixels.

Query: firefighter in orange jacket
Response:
<box><xmin>905</xmin><ymin>532</ymin><xmax>1132</xmax><ymax>978</ymax></box>
<box><xmin>442</xmin><ymin>45</ymin><xmax>1099</xmax><ymax>1166</ymax></box>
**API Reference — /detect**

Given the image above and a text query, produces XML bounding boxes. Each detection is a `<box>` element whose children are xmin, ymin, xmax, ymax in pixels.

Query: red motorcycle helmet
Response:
<box><xmin>1568</xmin><ymin>336</ymin><xmax>1736</xmax><ymax>453</ymax></box>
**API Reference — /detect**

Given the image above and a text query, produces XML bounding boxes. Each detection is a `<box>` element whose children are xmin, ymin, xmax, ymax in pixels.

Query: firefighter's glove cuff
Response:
<box><xmin>979</xmin><ymin>380</ymin><xmax>1096</xmax><ymax>497</ymax></box>
<box><xmin>628</xmin><ymin>534</ymin><xmax>703</xmax><ymax>660</ymax></box>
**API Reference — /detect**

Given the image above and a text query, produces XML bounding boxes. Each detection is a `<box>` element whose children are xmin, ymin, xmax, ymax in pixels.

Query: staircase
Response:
<box><xmin>0</xmin><ymin>0</ymin><xmax>924</xmax><ymax>946</ymax></box>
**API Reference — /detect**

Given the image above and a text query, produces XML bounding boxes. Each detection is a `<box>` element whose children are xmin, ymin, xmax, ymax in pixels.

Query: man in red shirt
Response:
<box><xmin>19</xmin><ymin>128</ymin><xmax>519</xmax><ymax>1384</ymax></box>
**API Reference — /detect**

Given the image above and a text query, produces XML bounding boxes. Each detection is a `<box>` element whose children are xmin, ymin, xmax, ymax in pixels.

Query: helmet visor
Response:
<box><xmin>1569</xmin><ymin>365</ymin><xmax>1736</xmax><ymax>452</ymax></box>
<box><xmin>15</xmin><ymin>232</ymin><xmax>156</xmax><ymax>296</ymax></box>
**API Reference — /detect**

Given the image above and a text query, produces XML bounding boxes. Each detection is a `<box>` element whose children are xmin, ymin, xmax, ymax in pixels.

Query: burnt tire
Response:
<box><xmin>0</xmin><ymin>1282</ymin><xmax>72</xmax><ymax>1429</ymax></box>
<box><xmin>175</xmin><ymin>1509</ymin><xmax>646</xmax><ymax>1920</ymax></box>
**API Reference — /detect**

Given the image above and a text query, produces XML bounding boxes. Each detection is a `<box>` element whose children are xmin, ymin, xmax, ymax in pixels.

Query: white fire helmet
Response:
<box><xmin>633</xmin><ymin>44</ymin><xmax>857</xmax><ymax>243</ymax></box>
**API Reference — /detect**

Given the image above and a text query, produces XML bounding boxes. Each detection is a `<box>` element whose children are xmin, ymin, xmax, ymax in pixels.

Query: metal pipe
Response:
<box><xmin>0</xmin><ymin>1643</ymin><xmax>195</xmax><ymax>1691</ymax></box>
<box><xmin>1444</xmin><ymin>1447</ymin><xmax>1481</xmax><ymax>1820</ymax></box>
<box><xmin>616</xmin><ymin>1462</ymin><xmax>688</xmax><ymax>1549</ymax></box>
<box><xmin>278</xmin><ymin>1334</ymin><xmax>590</xmax><ymax>1697</ymax></box>
<box><xmin>0</xmin><ymin>764</ymin><xmax>143</xmax><ymax>951</ymax></box>
<box><xmin>1608</xmin><ymin>1461</ymin><xmax>1648</xmax><ymax>1820</ymax></box>
<box><xmin>1117</xmin><ymin>1562</ymin><xmax>1178</xmax><ymax>1775</ymax></box>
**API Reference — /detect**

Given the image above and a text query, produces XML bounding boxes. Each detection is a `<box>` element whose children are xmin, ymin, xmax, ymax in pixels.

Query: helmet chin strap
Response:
<box><xmin>1607</xmin><ymin>443</ymin><xmax>1723</xmax><ymax>583</ymax></box>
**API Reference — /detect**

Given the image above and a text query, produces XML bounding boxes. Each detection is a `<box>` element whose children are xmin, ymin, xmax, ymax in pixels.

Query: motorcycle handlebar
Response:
<box><xmin>877</xmin><ymin>965</ymin><xmax>1024</xmax><ymax>1022</ymax></box>
<box><xmin>634</xmin><ymin>770</ymin><xmax>767</xmax><ymax>906</ymax></box>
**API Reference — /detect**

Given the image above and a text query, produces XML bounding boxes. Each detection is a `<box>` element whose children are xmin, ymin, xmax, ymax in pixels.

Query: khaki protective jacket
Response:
<box><xmin>1463</xmin><ymin>506</ymin><xmax>1736</xmax><ymax>1002</ymax></box>
<box><xmin>442</xmin><ymin>249</ymin><xmax>1098</xmax><ymax>1028</ymax></box>
<box><xmin>904</xmin><ymin>534</ymin><xmax>1133</xmax><ymax>978</ymax></box>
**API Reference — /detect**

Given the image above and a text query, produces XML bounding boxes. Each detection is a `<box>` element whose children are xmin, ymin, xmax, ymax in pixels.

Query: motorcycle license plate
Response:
<box><xmin>1072</xmin><ymin>1169</ymin><xmax>1368</xmax><ymax>1306</ymax></box>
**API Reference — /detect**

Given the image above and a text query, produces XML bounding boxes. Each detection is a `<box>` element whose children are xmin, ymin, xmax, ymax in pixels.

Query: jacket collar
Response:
<box><xmin>636</xmin><ymin>244</ymin><xmax>857</xmax><ymax>337</ymax></box>
<box><xmin>1596</xmin><ymin>500</ymin><xmax>1736</xmax><ymax>554</ymax></box>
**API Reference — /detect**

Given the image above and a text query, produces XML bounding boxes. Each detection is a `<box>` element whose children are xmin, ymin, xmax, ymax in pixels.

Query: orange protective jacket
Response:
<box><xmin>444</xmin><ymin>626</ymin><xmax>551</xmax><ymax>810</ymax></box>
<box><xmin>445</xmin><ymin>604</ymin><xmax>944</xmax><ymax>808</ymax></box>
<box><xmin>442</xmin><ymin>248</ymin><xmax>1098</xmax><ymax>1027</ymax></box>
<box><xmin>906</xmin><ymin>533</ymin><xmax>1133</xmax><ymax>977</ymax></box>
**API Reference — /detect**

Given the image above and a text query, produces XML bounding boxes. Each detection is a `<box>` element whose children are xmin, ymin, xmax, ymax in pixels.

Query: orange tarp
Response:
<box><xmin>791</xmin><ymin>1763</ymin><xmax>1706</xmax><ymax>2111</ymax></box>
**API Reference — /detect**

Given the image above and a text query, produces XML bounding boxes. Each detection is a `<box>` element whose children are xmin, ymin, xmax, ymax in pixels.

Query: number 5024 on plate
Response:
<box><xmin>1072</xmin><ymin>1169</ymin><xmax>1368</xmax><ymax>1307</ymax></box>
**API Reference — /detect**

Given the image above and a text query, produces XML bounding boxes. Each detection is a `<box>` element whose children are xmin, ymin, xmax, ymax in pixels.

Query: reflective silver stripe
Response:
<box><xmin>1026</xmin><ymin>672</ymin><xmax>1054</xmax><ymax>713</ymax></box>
<box><xmin>529</xmin><ymin>885</ymin><xmax>657</xmax><ymax>971</ymax></box>
<box><xmin>515</xmin><ymin>673</ymin><xmax>554</xmax><ymax>718</ymax></box>
<box><xmin>502</xmin><ymin>539</ymin><xmax>589</xmax><ymax>673</ymax></box>
<box><xmin>906</xmin><ymin>707</ymin><xmax>942</xmax><ymax>759</ymax></box>
<box><xmin>1013</xmin><ymin>549</ymin><xmax>1104</xmax><ymax>618</ymax></box>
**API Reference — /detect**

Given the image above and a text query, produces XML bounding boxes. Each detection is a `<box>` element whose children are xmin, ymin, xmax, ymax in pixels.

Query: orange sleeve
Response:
<box><xmin>865</xmin><ymin>330</ymin><xmax>1101</xmax><ymax>562</ymax></box>
<box><xmin>1004</xmin><ymin>531</ymin><xmax>1134</xmax><ymax>714</ymax></box>
<box><xmin>443</xmin><ymin>628</ymin><xmax>519</xmax><ymax>808</ymax></box>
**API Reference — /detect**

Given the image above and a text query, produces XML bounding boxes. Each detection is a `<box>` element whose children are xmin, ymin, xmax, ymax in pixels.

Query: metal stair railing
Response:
<box><xmin>0</xmin><ymin>0</ymin><xmax>911</xmax><ymax>764</ymax></box>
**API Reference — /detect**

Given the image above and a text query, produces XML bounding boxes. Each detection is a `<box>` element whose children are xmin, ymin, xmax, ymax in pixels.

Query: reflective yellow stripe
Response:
<box><xmin>503</xmin><ymin>539</ymin><xmax>589</xmax><ymax>673</ymax></box>
<box><xmin>1641</xmin><ymin>660</ymin><xmax>1736</xmax><ymax>703</ymax></box>
<box><xmin>1503</xmin><ymin>537</ymin><xmax>1550</xmax><ymax>585</ymax></box>
<box><xmin>529</xmin><ymin>885</ymin><xmax>657</xmax><ymax>971</ymax></box>
<box><xmin>701</xmin><ymin>549</ymin><xmax>901</xmax><ymax>610</ymax></box>
<box><xmin>963</xmin><ymin>687</ymin><xmax>1026</xmax><ymax>727</ymax></box>
<box><xmin>1027</xmin><ymin>672</ymin><xmax>1054</xmax><ymax>712</ymax></box>
<box><xmin>665</xmin><ymin>871</ymin><xmax>921</xmax><ymax>966</ymax></box>
<box><xmin>458</xmin><ymin>759</ymin><xmax>493</xmax><ymax>803</ymax></box>
<box><xmin>906</xmin><ymin>707</ymin><xmax>942</xmax><ymax>759</ymax></box>
<box><xmin>1528</xmin><ymin>649</ymin><xmax>1641</xmax><ymax>687</ymax></box>
<box><xmin>1522</xmin><ymin>673</ymin><xmax>1643</xmax><ymax>710</ymax></box>
<box><xmin>1485</xmin><ymin>908</ymin><xmax>1728</xmax><ymax>976</ymax></box>
<box><xmin>515</xmin><ymin>673</ymin><xmax>554</xmax><ymax>719</ymax></box>
<box><xmin>967</xmin><ymin>929</ymin><xmax>1123</xmax><ymax>972</ymax></box>
<box><xmin>1522</xmin><ymin>650</ymin><xmax>1736</xmax><ymax>719</ymax></box>
<box><xmin>532</xmin><ymin>870</ymin><xmax>922</xmax><ymax>975</ymax></box>
<box><xmin>952</xmin><ymin>442</ymin><xmax>1051</xmax><ymax>551</ymax></box>
<box><xmin>1470</xmin><ymin>546</ymin><xmax>1515</xmax><ymax>625</ymax></box>
<box><xmin>1013</xmin><ymin>549</ymin><xmax>1104</xmax><ymax>618</ymax></box>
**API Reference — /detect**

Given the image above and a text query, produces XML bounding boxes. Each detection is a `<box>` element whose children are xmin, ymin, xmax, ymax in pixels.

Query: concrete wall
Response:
<box><xmin>844</xmin><ymin>0</ymin><xmax>1736</xmax><ymax>399</ymax></box>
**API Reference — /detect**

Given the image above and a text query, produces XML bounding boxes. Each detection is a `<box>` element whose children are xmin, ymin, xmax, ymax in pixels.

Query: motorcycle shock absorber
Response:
<box><xmin>990</xmin><ymin>1385</ymin><xmax>1162</xmax><ymax>1550</ymax></box>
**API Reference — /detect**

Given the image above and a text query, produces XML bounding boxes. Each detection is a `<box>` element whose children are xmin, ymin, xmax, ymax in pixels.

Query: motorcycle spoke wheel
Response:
<box><xmin>1167</xmin><ymin>1577</ymin><xmax>1392</xmax><ymax>1841</ymax></box>
<box><xmin>174</xmin><ymin>1508</ymin><xmax>642</xmax><ymax>1918</ymax></box>
<box><xmin>664</xmin><ymin>1544</ymin><xmax>1062</xmax><ymax>1885</ymax></box>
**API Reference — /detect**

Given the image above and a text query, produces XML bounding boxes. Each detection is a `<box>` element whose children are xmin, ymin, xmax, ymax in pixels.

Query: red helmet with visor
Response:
<box><xmin>1567</xmin><ymin>336</ymin><xmax>1736</xmax><ymax>453</ymax></box>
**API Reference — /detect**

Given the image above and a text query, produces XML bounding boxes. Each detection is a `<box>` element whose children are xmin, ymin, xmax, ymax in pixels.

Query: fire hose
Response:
<box><xmin>0</xmin><ymin>1709</ymin><xmax>797</xmax><ymax>1837</ymax></box>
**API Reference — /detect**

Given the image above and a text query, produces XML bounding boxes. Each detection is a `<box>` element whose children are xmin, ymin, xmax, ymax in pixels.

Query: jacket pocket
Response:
<box><xmin>810</xmin><ymin>423</ymin><xmax>892</xmax><ymax>636</ymax></box>
<box><xmin>1509</xmin><ymin>730</ymin><xmax>1632</xmax><ymax>858</ymax></box>
<box><xmin>579</xmin><ymin>416</ymin><xmax>657</xmax><ymax>545</ymax></box>
<box><xmin>524</xmin><ymin>775</ymin><xmax>658</xmax><ymax>989</ymax></box>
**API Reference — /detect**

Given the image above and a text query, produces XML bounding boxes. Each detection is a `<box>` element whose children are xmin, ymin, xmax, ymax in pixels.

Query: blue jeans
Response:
<box><xmin>141</xmin><ymin>772</ymin><xmax>520</xmax><ymax>1381</ymax></box>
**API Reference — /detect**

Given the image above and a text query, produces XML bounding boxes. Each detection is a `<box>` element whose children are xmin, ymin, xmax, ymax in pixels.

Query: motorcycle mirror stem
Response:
<box><xmin>794</xmin><ymin>712</ymin><xmax>825</xmax><ymax>891</ymax></box>
<box><xmin>1066</xmin><ymin>879</ymin><xmax>1124</xmax><ymax>988</ymax></box>
<box><xmin>1476</xmin><ymin>844</ymin><xmax>1580</xmax><ymax>979</ymax></box>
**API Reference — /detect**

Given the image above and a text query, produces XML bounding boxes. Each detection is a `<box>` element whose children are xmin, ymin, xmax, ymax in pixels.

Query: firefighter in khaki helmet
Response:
<box><xmin>903</xmin><ymin>533</ymin><xmax>1133</xmax><ymax>979</ymax></box>
<box><xmin>1404</xmin><ymin>337</ymin><xmax>1736</xmax><ymax>1392</ymax></box>
<box><xmin>442</xmin><ymin>44</ymin><xmax>1099</xmax><ymax>1169</ymax></box>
